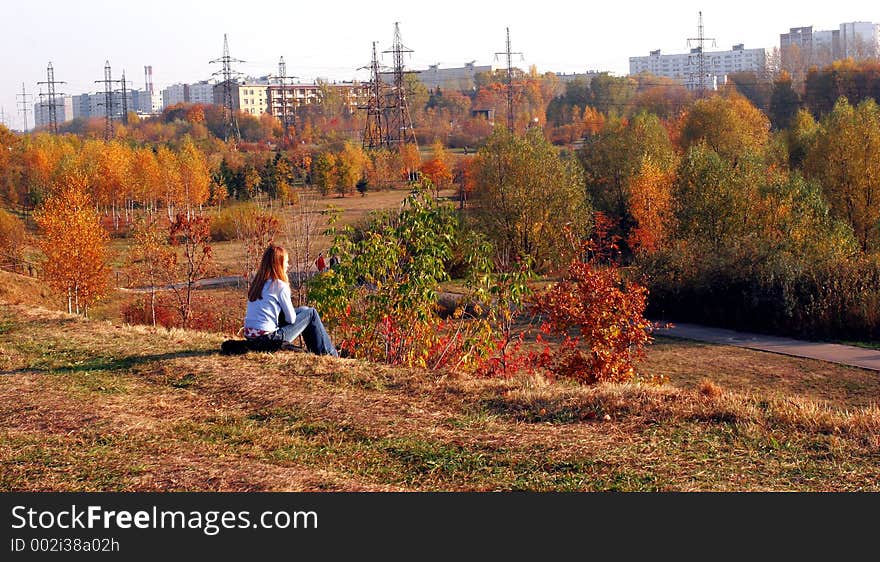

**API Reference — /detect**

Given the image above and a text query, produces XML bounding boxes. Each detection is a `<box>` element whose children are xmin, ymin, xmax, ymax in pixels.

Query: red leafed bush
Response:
<box><xmin>531</xmin><ymin>213</ymin><xmax>653</xmax><ymax>384</ymax></box>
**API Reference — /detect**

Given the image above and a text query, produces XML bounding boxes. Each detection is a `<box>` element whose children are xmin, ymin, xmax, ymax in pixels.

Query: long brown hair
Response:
<box><xmin>248</xmin><ymin>245</ymin><xmax>289</xmax><ymax>302</ymax></box>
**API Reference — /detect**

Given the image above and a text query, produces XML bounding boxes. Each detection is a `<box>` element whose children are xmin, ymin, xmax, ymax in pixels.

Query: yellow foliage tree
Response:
<box><xmin>33</xmin><ymin>176</ymin><xmax>111</xmax><ymax>315</ymax></box>
<box><xmin>627</xmin><ymin>157</ymin><xmax>676</xmax><ymax>255</ymax></box>
<box><xmin>804</xmin><ymin>98</ymin><xmax>880</xmax><ymax>252</ymax></box>
<box><xmin>681</xmin><ymin>93</ymin><xmax>770</xmax><ymax>161</ymax></box>
<box><xmin>177</xmin><ymin>137</ymin><xmax>211</xmax><ymax>215</ymax></box>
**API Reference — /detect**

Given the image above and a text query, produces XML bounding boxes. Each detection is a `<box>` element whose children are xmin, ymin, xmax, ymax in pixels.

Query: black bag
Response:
<box><xmin>220</xmin><ymin>336</ymin><xmax>283</xmax><ymax>355</ymax></box>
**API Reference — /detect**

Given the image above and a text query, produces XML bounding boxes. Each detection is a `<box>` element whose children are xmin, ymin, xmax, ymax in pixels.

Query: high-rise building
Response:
<box><xmin>33</xmin><ymin>96</ymin><xmax>73</xmax><ymax>129</ymax></box>
<box><xmin>840</xmin><ymin>21</ymin><xmax>879</xmax><ymax>59</ymax></box>
<box><xmin>188</xmin><ymin>81</ymin><xmax>214</xmax><ymax>105</ymax></box>
<box><xmin>629</xmin><ymin>44</ymin><xmax>766</xmax><ymax>90</ymax></box>
<box><xmin>780</xmin><ymin>21</ymin><xmax>879</xmax><ymax>71</ymax></box>
<box><xmin>161</xmin><ymin>83</ymin><xmax>188</xmax><ymax>108</ymax></box>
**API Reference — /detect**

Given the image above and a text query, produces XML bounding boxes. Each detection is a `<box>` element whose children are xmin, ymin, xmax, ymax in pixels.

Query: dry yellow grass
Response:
<box><xmin>1</xmin><ymin>301</ymin><xmax>879</xmax><ymax>491</ymax></box>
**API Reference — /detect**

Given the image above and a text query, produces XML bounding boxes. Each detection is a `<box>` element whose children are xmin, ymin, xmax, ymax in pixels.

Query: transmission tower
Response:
<box><xmin>210</xmin><ymin>34</ymin><xmax>245</xmax><ymax>143</ymax></box>
<box><xmin>687</xmin><ymin>11</ymin><xmax>716</xmax><ymax>97</ymax></box>
<box><xmin>382</xmin><ymin>22</ymin><xmax>417</xmax><ymax>150</ymax></box>
<box><xmin>37</xmin><ymin>62</ymin><xmax>66</xmax><ymax>134</ymax></box>
<box><xmin>359</xmin><ymin>41</ymin><xmax>388</xmax><ymax>150</ymax></box>
<box><xmin>117</xmin><ymin>70</ymin><xmax>131</xmax><ymax>125</ymax></box>
<box><xmin>95</xmin><ymin>61</ymin><xmax>119</xmax><ymax>139</ymax></box>
<box><xmin>16</xmin><ymin>83</ymin><xmax>32</xmax><ymax>131</ymax></box>
<box><xmin>271</xmin><ymin>56</ymin><xmax>298</xmax><ymax>142</ymax></box>
<box><xmin>495</xmin><ymin>27</ymin><xmax>523</xmax><ymax>131</ymax></box>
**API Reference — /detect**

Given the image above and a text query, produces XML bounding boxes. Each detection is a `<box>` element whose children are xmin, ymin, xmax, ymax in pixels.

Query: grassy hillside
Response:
<box><xmin>1</xmin><ymin>301</ymin><xmax>878</xmax><ymax>491</ymax></box>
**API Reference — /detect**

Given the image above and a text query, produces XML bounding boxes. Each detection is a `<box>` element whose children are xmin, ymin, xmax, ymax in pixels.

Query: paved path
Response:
<box><xmin>120</xmin><ymin>271</ymin><xmax>320</xmax><ymax>293</ymax></box>
<box><xmin>654</xmin><ymin>322</ymin><xmax>880</xmax><ymax>372</ymax></box>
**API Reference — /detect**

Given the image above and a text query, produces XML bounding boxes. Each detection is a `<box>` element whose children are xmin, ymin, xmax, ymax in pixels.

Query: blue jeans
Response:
<box><xmin>272</xmin><ymin>306</ymin><xmax>338</xmax><ymax>357</ymax></box>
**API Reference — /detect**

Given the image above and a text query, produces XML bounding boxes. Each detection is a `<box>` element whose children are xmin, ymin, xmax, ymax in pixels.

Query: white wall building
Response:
<box><xmin>629</xmin><ymin>44</ymin><xmax>766</xmax><ymax>90</ymax></box>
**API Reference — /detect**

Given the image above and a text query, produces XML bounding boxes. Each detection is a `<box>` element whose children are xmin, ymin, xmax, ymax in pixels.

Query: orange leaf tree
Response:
<box><xmin>33</xmin><ymin>178</ymin><xmax>111</xmax><ymax>315</ymax></box>
<box><xmin>531</xmin><ymin>214</ymin><xmax>653</xmax><ymax>384</ymax></box>
<box><xmin>627</xmin><ymin>156</ymin><xmax>676</xmax><ymax>255</ymax></box>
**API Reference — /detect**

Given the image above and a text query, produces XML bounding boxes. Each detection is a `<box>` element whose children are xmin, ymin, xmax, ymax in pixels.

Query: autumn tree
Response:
<box><xmin>0</xmin><ymin>209</ymin><xmax>27</xmax><ymax>272</ymax></box>
<box><xmin>242</xmin><ymin>210</ymin><xmax>280</xmax><ymax>280</ymax></box>
<box><xmin>419</xmin><ymin>141</ymin><xmax>453</xmax><ymax>196</ymax></box>
<box><xmin>177</xmin><ymin>136</ymin><xmax>212</xmax><ymax>216</ymax></box>
<box><xmin>311</xmin><ymin>152</ymin><xmax>337</xmax><ymax>196</ymax></box>
<box><xmin>130</xmin><ymin>147</ymin><xmax>161</xmax><ymax>214</ymax></box>
<box><xmin>128</xmin><ymin>216</ymin><xmax>175</xmax><ymax>327</ymax></box>
<box><xmin>579</xmin><ymin>111</ymin><xmax>676</xmax><ymax>240</ymax></box>
<box><xmin>803</xmin><ymin>98</ymin><xmax>880</xmax><ymax>252</ymax></box>
<box><xmin>284</xmin><ymin>192</ymin><xmax>325</xmax><ymax>297</ymax></box>
<box><xmin>166</xmin><ymin>213</ymin><xmax>214</xmax><ymax>328</ymax></box>
<box><xmin>769</xmin><ymin>71</ymin><xmax>801</xmax><ymax>130</ymax></box>
<box><xmin>673</xmin><ymin>143</ymin><xmax>754</xmax><ymax>254</ymax></box>
<box><xmin>335</xmin><ymin>142</ymin><xmax>367</xmax><ymax>197</ymax></box>
<box><xmin>627</xmin><ymin>157</ymin><xmax>676</xmax><ymax>255</ymax></box>
<box><xmin>156</xmin><ymin>146</ymin><xmax>183</xmax><ymax>218</ymax></box>
<box><xmin>470</xmin><ymin>127</ymin><xmax>589</xmax><ymax>270</ymax></box>
<box><xmin>244</xmin><ymin>166</ymin><xmax>261</xmax><ymax>200</ymax></box>
<box><xmin>0</xmin><ymin>125</ymin><xmax>20</xmax><ymax>206</ymax></box>
<box><xmin>366</xmin><ymin>148</ymin><xmax>394</xmax><ymax>190</ymax></box>
<box><xmin>398</xmin><ymin>143</ymin><xmax>422</xmax><ymax>181</ymax></box>
<box><xmin>786</xmin><ymin>109</ymin><xmax>819</xmax><ymax>170</ymax></box>
<box><xmin>33</xmin><ymin>177</ymin><xmax>111</xmax><ymax>315</ymax></box>
<box><xmin>531</xmin><ymin>217</ymin><xmax>652</xmax><ymax>384</ymax></box>
<box><xmin>680</xmin><ymin>93</ymin><xmax>770</xmax><ymax>162</ymax></box>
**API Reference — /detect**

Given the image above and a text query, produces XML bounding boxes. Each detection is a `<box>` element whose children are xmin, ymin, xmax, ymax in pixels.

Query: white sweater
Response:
<box><xmin>243</xmin><ymin>279</ymin><xmax>297</xmax><ymax>334</ymax></box>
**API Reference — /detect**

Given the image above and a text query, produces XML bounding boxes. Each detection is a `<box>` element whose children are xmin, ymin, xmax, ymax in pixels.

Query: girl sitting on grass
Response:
<box><xmin>243</xmin><ymin>244</ymin><xmax>339</xmax><ymax>357</ymax></box>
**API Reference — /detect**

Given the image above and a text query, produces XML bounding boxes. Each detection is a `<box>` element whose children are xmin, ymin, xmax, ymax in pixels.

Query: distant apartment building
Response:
<box><xmin>188</xmin><ymin>81</ymin><xmax>214</xmax><ymax>105</ymax></box>
<box><xmin>161</xmin><ymin>81</ymin><xmax>215</xmax><ymax>109</ymax></box>
<box><xmin>840</xmin><ymin>21</ymin><xmax>879</xmax><ymax>58</ymax></box>
<box><xmin>780</xmin><ymin>22</ymin><xmax>879</xmax><ymax>70</ymax></box>
<box><xmin>214</xmin><ymin>83</ymin><xmax>269</xmax><ymax>115</ymax></box>
<box><xmin>161</xmin><ymin>83</ymin><xmax>188</xmax><ymax>107</ymax></box>
<box><xmin>555</xmin><ymin>71</ymin><xmax>604</xmax><ymax>85</ymax></box>
<box><xmin>33</xmin><ymin>96</ymin><xmax>74</xmax><ymax>129</ymax></box>
<box><xmin>381</xmin><ymin>62</ymin><xmax>494</xmax><ymax>91</ymax></box>
<box><xmin>629</xmin><ymin>44</ymin><xmax>767</xmax><ymax>90</ymax></box>
<box><xmin>68</xmin><ymin>89</ymin><xmax>154</xmax><ymax>120</ymax></box>
<box><xmin>265</xmin><ymin>81</ymin><xmax>369</xmax><ymax>119</ymax></box>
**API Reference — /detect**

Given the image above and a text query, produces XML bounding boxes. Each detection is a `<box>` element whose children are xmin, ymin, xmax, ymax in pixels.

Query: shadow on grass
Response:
<box><xmin>0</xmin><ymin>350</ymin><xmax>218</xmax><ymax>376</ymax></box>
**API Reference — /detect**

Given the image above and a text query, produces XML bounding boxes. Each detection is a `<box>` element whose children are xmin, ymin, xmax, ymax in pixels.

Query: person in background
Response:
<box><xmin>315</xmin><ymin>252</ymin><xmax>327</xmax><ymax>273</ymax></box>
<box><xmin>329</xmin><ymin>255</ymin><xmax>340</xmax><ymax>270</ymax></box>
<box><xmin>244</xmin><ymin>245</ymin><xmax>339</xmax><ymax>357</ymax></box>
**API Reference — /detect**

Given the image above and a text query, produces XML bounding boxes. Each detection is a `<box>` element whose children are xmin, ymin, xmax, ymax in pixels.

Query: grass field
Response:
<box><xmin>2</xmin><ymin>301</ymin><xmax>878</xmax><ymax>491</ymax></box>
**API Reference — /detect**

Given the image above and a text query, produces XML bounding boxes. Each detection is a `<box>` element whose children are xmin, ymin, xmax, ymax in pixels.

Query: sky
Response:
<box><xmin>0</xmin><ymin>0</ymin><xmax>877</xmax><ymax>131</ymax></box>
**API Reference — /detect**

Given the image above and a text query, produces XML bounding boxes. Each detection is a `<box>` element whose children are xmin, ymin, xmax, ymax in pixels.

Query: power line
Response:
<box><xmin>37</xmin><ymin>61</ymin><xmax>66</xmax><ymax>134</ymax></box>
<box><xmin>210</xmin><ymin>33</ymin><xmax>245</xmax><ymax>143</ymax></box>
<box><xmin>16</xmin><ymin>83</ymin><xmax>32</xmax><ymax>132</ymax></box>
<box><xmin>360</xmin><ymin>41</ymin><xmax>389</xmax><ymax>150</ymax></box>
<box><xmin>119</xmin><ymin>70</ymin><xmax>130</xmax><ymax>125</ymax></box>
<box><xmin>269</xmin><ymin>56</ymin><xmax>298</xmax><ymax>142</ymax></box>
<box><xmin>686</xmin><ymin>11</ymin><xmax>716</xmax><ymax>97</ymax></box>
<box><xmin>495</xmin><ymin>27</ymin><xmax>524</xmax><ymax>131</ymax></box>
<box><xmin>382</xmin><ymin>22</ymin><xmax>418</xmax><ymax>151</ymax></box>
<box><xmin>95</xmin><ymin>61</ymin><xmax>121</xmax><ymax>140</ymax></box>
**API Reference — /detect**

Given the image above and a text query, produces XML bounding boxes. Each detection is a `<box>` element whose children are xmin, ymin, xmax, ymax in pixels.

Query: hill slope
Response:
<box><xmin>1</xmin><ymin>301</ymin><xmax>878</xmax><ymax>491</ymax></box>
